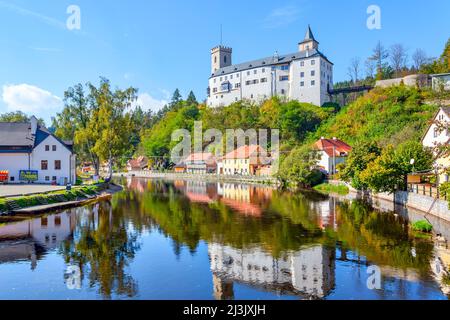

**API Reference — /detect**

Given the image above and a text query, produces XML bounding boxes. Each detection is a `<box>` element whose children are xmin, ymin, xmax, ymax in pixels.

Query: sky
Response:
<box><xmin>0</xmin><ymin>0</ymin><xmax>449</xmax><ymax>124</ymax></box>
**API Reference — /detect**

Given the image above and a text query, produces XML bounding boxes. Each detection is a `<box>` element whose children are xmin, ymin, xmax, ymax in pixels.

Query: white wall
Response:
<box><xmin>422</xmin><ymin>109</ymin><xmax>450</xmax><ymax>149</ymax></box>
<box><xmin>31</xmin><ymin>135</ymin><xmax>74</xmax><ymax>184</ymax></box>
<box><xmin>0</xmin><ymin>153</ymin><xmax>30</xmax><ymax>183</ymax></box>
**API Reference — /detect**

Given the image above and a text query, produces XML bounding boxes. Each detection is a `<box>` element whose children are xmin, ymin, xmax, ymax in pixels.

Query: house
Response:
<box><xmin>184</xmin><ymin>152</ymin><xmax>216</xmax><ymax>174</ymax></box>
<box><xmin>126</xmin><ymin>156</ymin><xmax>148</xmax><ymax>172</ymax></box>
<box><xmin>0</xmin><ymin>116</ymin><xmax>76</xmax><ymax>185</ymax></box>
<box><xmin>174</xmin><ymin>163</ymin><xmax>186</xmax><ymax>173</ymax></box>
<box><xmin>221</xmin><ymin>145</ymin><xmax>271</xmax><ymax>176</ymax></box>
<box><xmin>431</xmin><ymin>73</ymin><xmax>450</xmax><ymax>91</ymax></box>
<box><xmin>422</xmin><ymin>106</ymin><xmax>450</xmax><ymax>184</ymax></box>
<box><xmin>314</xmin><ymin>137</ymin><xmax>352</xmax><ymax>175</ymax></box>
<box><xmin>207</xmin><ymin>25</ymin><xmax>333</xmax><ymax>108</ymax></box>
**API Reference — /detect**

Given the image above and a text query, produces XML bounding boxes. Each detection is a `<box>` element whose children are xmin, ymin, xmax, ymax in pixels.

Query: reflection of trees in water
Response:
<box><xmin>59</xmin><ymin>201</ymin><xmax>141</xmax><ymax>299</ymax></box>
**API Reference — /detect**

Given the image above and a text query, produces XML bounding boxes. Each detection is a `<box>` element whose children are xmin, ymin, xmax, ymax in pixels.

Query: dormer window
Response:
<box><xmin>224</xmin><ymin>56</ymin><xmax>227</xmax><ymax>63</ymax></box>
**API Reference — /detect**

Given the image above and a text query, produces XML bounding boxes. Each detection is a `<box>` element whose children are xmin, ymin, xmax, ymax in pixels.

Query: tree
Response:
<box><xmin>0</xmin><ymin>111</ymin><xmax>45</xmax><ymax>125</ymax></box>
<box><xmin>186</xmin><ymin>91</ymin><xmax>198</xmax><ymax>105</ymax></box>
<box><xmin>369</xmin><ymin>41</ymin><xmax>389</xmax><ymax>80</ymax></box>
<box><xmin>389</xmin><ymin>44</ymin><xmax>408</xmax><ymax>76</ymax></box>
<box><xmin>347</xmin><ymin>57</ymin><xmax>361</xmax><ymax>84</ymax></box>
<box><xmin>170</xmin><ymin>89</ymin><xmax>182</xmax><ymax>107</ymax></box>
<box><xmin>278</xmin><ymin>146</ymin><xmax>323</xmax><ymax>188</ymax></box>
<box><xmin>412</xmin><ymin>49</ymin><xmax>428</xmax><ymax>71</ymax></box>
<box><xmin>360</xmin><ymin>141</ymin><xmax>433</xmax><ymax>193</ymax></box>
<box><xmin>339</xmin><ymin>141</ymin><xmax>382</xmax><ymax>190</ymax></box>
<box><xmin>365</xmin><ymin>58</ymin><xmax>376</xmax><ymax>79</ymax></box>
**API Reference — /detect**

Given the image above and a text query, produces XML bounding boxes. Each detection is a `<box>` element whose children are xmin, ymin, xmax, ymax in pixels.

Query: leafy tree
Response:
<box><xmin>339</xmin><ymin>141</ymin><xmax>382</xmax><ymax>190</ymax></box>
<box><xmin>0</xmin><ymin>111</ymin><xmax>45</xmax><ymax>125</ymax></box>
<box><xmin>278</xmin><ymin>146</ymin><xmax>324</xmax><ymax>188</ymax></box>
<box><xmin>360</xmin><ymin>141</ymin><xmax>433</xmax><ymax>193</ymax></box>
<box><xmin>369</xmin><ymin>41</ymin><xmax>389</xmax><ymax>80</ymax></box>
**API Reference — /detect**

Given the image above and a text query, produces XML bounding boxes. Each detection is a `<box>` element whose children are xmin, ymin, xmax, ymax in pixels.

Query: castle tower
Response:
<box><xmin>298</xmin><ymin>25</ymin><xmax>319</xmax><ymax>52</ymax></box>
<box><xmin>211</xmin><ymin>46</ymin><xmax>232</xmax><ymax>74</ymax></box>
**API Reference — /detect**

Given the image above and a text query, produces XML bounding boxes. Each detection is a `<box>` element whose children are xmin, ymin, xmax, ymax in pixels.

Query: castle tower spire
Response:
<box><xmin>298</xmin><ymin>25</ymin><xmax>319</xmax><ymax>52</ymax></box>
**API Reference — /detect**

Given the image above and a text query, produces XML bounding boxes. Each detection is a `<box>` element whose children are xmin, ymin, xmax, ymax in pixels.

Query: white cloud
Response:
<box><xmin>133</xmin><ymin>93</ymin><xmax>168</xmax><ymax>113</ymax></box>
<box><xmin>2</xmin><ymin>84</ymin><xmax>63</xmax><ymax>113</ymax></box>
<box><xmin>263</xmin><ymin>5</ymin><xmax>300</xmax><ymax>29</ymax></box>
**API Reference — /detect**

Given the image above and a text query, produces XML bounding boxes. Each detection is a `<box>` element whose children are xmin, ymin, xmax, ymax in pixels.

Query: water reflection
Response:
<box><xmin>0</xmin><ymin>177</ymin><xmax>449</xmax><ymax>300</ymax></box>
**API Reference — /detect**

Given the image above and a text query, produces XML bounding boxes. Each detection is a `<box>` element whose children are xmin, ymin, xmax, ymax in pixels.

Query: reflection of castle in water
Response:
<box><xmin>0</xmin><ymin>212</ymin><xmax>76</xmax><ymax>269</ymax></box>
<box><xmin>208</xmin><ymin>243</ymin><xmax>336</xmax><ymax>299</ymax></box>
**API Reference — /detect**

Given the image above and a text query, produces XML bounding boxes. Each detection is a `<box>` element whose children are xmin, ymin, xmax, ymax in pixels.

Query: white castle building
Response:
<box><xmin>207</xmin><ymin>26</ymin><xmax>334</xmax><ymax>107</ymax></box>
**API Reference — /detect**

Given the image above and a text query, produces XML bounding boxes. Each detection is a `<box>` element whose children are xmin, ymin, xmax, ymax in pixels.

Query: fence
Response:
<box><xmin>407</xmin><ymin>184</ymin><xmax>445</xmax><ymax>200</ymax></box>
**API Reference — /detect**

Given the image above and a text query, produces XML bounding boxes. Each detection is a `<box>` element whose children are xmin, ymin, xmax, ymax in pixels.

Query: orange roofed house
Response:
<box><xmin>314</xmin><ymin>137</ymin><xmax>352</xmax><ymax>175</ymax></box>
<box><xmin>126</xmin><ymin>156</ymin><xmax>148</xmax><ymax>172</ymax></box>
<box><xmin>183</xmin><ymin>152</ymin><xmax>217</xmax><ymax>174</ymax></box>
<box><xmin>220</xmin><ymin>145</ymin><xmax>272</xmax><ymax>176</ymax></box>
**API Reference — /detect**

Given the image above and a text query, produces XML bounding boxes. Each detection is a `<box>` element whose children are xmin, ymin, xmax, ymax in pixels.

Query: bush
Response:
<box><xmin>412</xmin><ymin>220</ymin><xmax>433</xmax><ymax>233</ymax></box>
<box><xmin>314</xmin><ymin>183</ymin><xmax>349</xmax><ymax>195</ymax></box>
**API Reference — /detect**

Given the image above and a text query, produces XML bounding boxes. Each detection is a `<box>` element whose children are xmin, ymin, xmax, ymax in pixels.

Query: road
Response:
<box><xmin>0</xmin><ymin>185</ymin><xmax>66</xmax><ymax>198</ymax></box>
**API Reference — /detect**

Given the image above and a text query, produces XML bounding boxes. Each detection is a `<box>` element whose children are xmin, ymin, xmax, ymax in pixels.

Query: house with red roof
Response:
<box><xmin>314</xmin><ymin>137</ymin><xmax>352</xmax><ymax>175</ymax></box>
<box><xmin>221</xmin><ymin>145</ymin><xmax>272</xmax><ymax>176</ymax></box>
<box><xmin>126</xmin><ymin>156</ymin><xmax>148</xmax><ymax>172</ymax></box>
<box><xmin>183</xmin><ymin>152</ymin><xmax>217</xmax><ymax>174</ymax></box>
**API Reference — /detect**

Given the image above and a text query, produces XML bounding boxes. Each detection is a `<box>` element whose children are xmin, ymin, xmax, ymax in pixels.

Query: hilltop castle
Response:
<box><xmin>207</xmin><ymin>25</ymin><xmax>334</xmax><ymax>107</ymax></box>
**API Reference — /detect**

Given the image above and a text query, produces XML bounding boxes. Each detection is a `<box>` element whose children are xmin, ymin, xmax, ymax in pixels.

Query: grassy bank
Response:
<box><xmin>0</xmin><ymin>185</ymin><xmax>105</xmax><ymax>213</ymax></box>
<box><xmin>314</xmin><ymin>183</ymin><xmax>349</xmax><ymax>195</ymax></box>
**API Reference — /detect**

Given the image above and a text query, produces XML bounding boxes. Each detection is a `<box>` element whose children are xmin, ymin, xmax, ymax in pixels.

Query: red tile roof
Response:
<box><xmin>223</xmin><ymin>145</ymin><xmax>267</xmax><ymax>160</ymax></box>
<box><xmin>314</xmin><ymin>138</ymin><xmax>352</xmax><ymax>157</ymax></box>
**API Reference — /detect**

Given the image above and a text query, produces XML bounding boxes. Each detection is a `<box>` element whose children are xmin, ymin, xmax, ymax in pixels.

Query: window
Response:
<box><xmin>221</xmin><ymin>82</ymin><xmax>231</xmax><ymax>92</ymax></box>
<box><xmin>45</xmin><ymin>145</ymin><xmax>50</xmax><ymax>151</ymax></box>
<box><xmin>247</xmin><ymin>71</ymin><xmax>250</xmax><ymax>76</ymax></box>
<box><xmin>10</xmin><ymin>176</ymin><xmax>14</xmax><ymax>182</ymax></box>
<box><xmin>45</xmin><ymin>176</ymin><xmax>50</xmax><ymax>181</ymax></box>
<box><xmin>225</xmin><ymin>76</ymin><xmax>228</xmax><ymax>80</ymax></box>
<box><xmin>253</xmin><ymin>79</ymin><xmax>259</xmax><ymax>84</ymax></box>
<box><xmin>214</xmin><ymin>79</ymin><xmax>216</xmax><ymax>83</ymax></box>
<box><xmin>311</xmin><ymin>70</ymin><xmax>315</xmax><ymax>76</ymax></box>
<box><xmin>300</xmin><ymin>81</ymin><xmax>305</xmax><ymax>87</ymax></box>
<box><xmin>300</xmin><ymin>72</ymin><xmax>305</xmax><ymax>78</ymax></box>
<box><xmin>279</xmin><ymin>75</ymin><xmax>289</xmax><ymax>81</ymax></box>
<box><xmin>52</xmin><ymin>176</ymin><xmax>57</xmax><ymax>181</ymax></box>
<box><xmin>41</xmin><ymin>160</ymin><xmax>48</xmax><ymax>170</ymax></box>
<box><xmin>262</xmin><ymin>68</ymin><xmax>265</xmax><ymax>73</ymax></box>
<box><xmin>214</xmin><ymin>56</ymin><xmax>217</xmax><ymax>63</ymax></box>
<box><xmin>52</xmin><ymin>145</ymin><xmax>56</xmax><ymax>151</ymax></box>
<box><xmin>250</xmin><ymin>94</ymin><xmax>254</xmax><ymax>99</ymax></box>
<box><xmin>224</xmin><ymin>56</ymin><xmax>227</xmax><ymax>63</ymax></box>
<box><xmin>55</xmin><ymin>160</ymin><xmax>61</xmax><ymax>170</ymax></box>
<box><xmin>213</xmin><ymin>87</ymin><xmax>217</xmax><ymax>93</ymax></box>
<box><xmin>281</xmin><ymin>89</ymin><xmax>286</xmax><ymax>95</ymax></box>
<box><xmin>230</xmin><ymin>75</ymin><xmax>233</xmax><ymax>79</ymax></box>
<box><xmin>261</xmin><ymin>78</ymin><xmax>267</xmax><ymax>83</ymax></box>
<box><xmin>254</xmin><ymin>70</ymin><xmax>257</xmax><ymax>74</ymax></box>
<box><xmin>311</xmin><ymin>60</ymin><xmax>316</xmax><ymax>65</ymax></box>
<box><xmin>311</xmin><ymin>80</ymin><xmax>315</xmax><ymax>86</ymax></box>
<box><xmin>235</xmin><ymin>83</ymin><xmax>241</xmax><ymax>88</ymax></box>
<box><xmin>434</xmin><ymin>127</ymin><xmax>439</xmax><ymax>138</ymax></box>
<box><xmin>237</xmin><ymin>73</ymin><xmax>240</xmax><ymax>78</ymax></box>
<box><xmin>220</xmin><ymin>77</ymin><xmax>222</xmax><ymax>81</ymax></box>
<box><xmin>246</xmin><ymin>80</ymin><xmax>251</xmax><ymax>86</ymax></box>
<box><xmin>300</xmin><ymin>61</ymin><xmax>305</xmax><ymax>67</ymax></box>
<box><xmin>280</xmin><ymin>65</ymin><xmax>289</xmax><ymax>71</ymax></box>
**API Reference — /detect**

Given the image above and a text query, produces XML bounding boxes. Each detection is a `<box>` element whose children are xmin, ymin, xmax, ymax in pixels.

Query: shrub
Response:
<box><xmin>412</xmin><ymin>220</ymin><xmax>433</xmax><ymax>233</ymax></box>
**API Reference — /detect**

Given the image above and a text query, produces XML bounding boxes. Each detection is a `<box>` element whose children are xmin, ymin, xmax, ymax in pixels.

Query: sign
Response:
<box><xmin>19</xmin><ymin>170</ymin><xmax>39</xmax><ymax>182</ymax></box>
<box><xmin>0</xmin><ymin>170</ymin><xmax>8</xmax><ymax>182</ymax></box>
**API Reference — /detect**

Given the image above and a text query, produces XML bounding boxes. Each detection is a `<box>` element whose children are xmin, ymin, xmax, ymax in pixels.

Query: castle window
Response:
<box><xmin>262</xmin><ymin>68</ymin><xmax>265</xmax><ymax>73</ymax></box>
<box><xmin>261</xmin><ymin>78</ymin><xmax>267</xmax><ymax>83</ymax></box>
<box><xmin>300</xmin><ymin>72</ymin><xmax>305</xmax><ymax>78</ymax></box>
<box><xmin>230</xmin><ymin>75</ymin><xmax>233</xmax><ymax>79</ymax></box>
<box><xmin>280</xmin><ymin>65</ymin><xmax>289</xmax><ymax>71</ymax></box>
<box><xmin>279</xmin><ymin>75</ymin><xmax>289</xmax><ymax>81</ymax></box>
<box><xmin>311</xmin><ymin>60</ymin><xmax>316</xmax><ymax>65</ymax></box>
<box><xmin>311</xmin><ymin>70</ymin><xmax>315</xmax><ymax>76</ymax></box>
<box><xmin>224</xmin><ymin>56</ymin><xmax>227</xmax><ymax>63</ymax></box>
<box><xmin>247</xmin><ymin>71</ymin><xmax>250</xmax><ymax>76</ymax></box>
<box><xmin>281</xmin><ymin>89</ymin><xmax>285</xmax><ymax>95</ymax></box>
<box><xmin>214</xmin><ymin>56</ymin><xmax>217</xmax><ymax>63</ymax></box>
<box><xmin>300</xmin><ymin>61</ymin><xmax>305</xmax><ymax>67</ymax></box>
<box><xmin>311</xmin><ymin>80</ymin><xmax>316</xmax><ymax>86</ymax></box>
<box><xmin>300</xmin><ymin>81</ymin><xmax>304</xmax><ymax>87</ymax></box>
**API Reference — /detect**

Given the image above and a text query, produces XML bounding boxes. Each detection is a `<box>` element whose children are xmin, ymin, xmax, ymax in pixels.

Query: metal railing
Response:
<box><xmin>407</xmin><ymin>184</ymin><xmax>445</xmax><ymax>200</ymax></box>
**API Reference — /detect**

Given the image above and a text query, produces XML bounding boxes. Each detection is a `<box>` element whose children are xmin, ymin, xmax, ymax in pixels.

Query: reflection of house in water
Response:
<box><xmin>0</xmin><ymin>212</ymin><xmax>76</xmax><ymax>269</ymax></box>
<box><xmin>127</xmin><ymin>177</ymin><xmax>146</xmax><ymax>193</ymax></box>
<box><xmin>208</xmin><ymin>243</ymin><xmax>335</xmax><ymax>299</ymax></box>
<box><xmin>311</xmin><ymin>198</ymin><xmax>338</xmax><ymax>230</ymax></box>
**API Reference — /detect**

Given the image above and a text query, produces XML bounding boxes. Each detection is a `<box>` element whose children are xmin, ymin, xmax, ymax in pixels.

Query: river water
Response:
<box><xmin>0</xmin><ymin>177</ymin><xmax>449</xmax><ymax>300</ymax></box>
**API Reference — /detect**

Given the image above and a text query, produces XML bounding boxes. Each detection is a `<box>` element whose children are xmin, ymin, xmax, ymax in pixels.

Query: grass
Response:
<box><xmin>0</xmin><ymin>184</ymin><xmax>105</xmax><ymax>211</ymax></box>
<box><xmin>314</xmin><ymin>183</ymin><xmax>349</xmax><ymax>195</ymax></box>
<box><xmin>411</xmin><ymin>220</ymin><xmax>433</xmax><ymax>233</ymax></box>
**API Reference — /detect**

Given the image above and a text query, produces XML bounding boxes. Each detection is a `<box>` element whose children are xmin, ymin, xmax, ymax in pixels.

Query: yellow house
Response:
<box><xmin>422</xmin><ymin>106</ymin><xmax>450</xmax><ymax>184</ymax></box>
<box><xmin>221</xmin><ymin>145</ymin><xmax>269</xmax><ymax>176</ymax></box>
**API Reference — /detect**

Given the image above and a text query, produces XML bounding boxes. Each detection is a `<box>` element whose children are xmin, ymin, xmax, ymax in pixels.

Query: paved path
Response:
<box><xmin>0</xmin><ymin>185</ymin><xmax>66</xmax><ymax>198</ymax></box>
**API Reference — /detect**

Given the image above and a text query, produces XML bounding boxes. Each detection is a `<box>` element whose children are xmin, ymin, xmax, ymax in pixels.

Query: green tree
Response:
<box><xmin>0</xmin><ymin>111</ymin><xmax>45</xmax><ymax>125</ymax></box>
<box><xmin>170</xmin><ymin>89</ymin><xmax>182</xmax><ymax>107</ymax></box>
<box><xmin>186</xmin><ymin>91</ymin><xmax>198</xmax><ymax>105</ymax></box>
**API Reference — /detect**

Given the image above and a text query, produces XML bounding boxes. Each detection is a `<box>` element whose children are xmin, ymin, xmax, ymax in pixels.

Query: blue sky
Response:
<box><xmin>0</xmin><ymin>0</ymin><xmax>449</xmax><ymax>124</ymax></box>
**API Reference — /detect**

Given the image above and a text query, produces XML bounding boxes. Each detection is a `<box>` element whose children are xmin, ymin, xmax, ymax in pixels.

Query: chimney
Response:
<box><xmin>30</xmin><ymin>116</ymin><xmax>38</xmax><ymax>137</ymax></box>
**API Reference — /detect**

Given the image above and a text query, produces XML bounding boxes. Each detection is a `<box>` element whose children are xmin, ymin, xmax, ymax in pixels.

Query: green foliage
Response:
<box><xmin>0</xmin><ymin>111</ymin><xmax>45</xmax><ymax>125</ymax></box>
<box><xmin>314</xmin><ymin>86</ymin><xmax>438</xmax><ymax>147</ymax></box>
<box><xmin>314</xmin><ymin>183</ymin><xmax>349</xmax><ymax>195</ymax></box>
<box><xmin>278</xmin><ymin>146</ymin><xmax>324</xmax><ymax>187</ymax></box>
<box><xmin>412</xmin><ymin>220</ymin><xmax>433</xmax><ymax>233</ymax></box>
<box><xmin>359</xmin><ymin>141</ymin><xmax>433</xmax><ymax>193</ymax></box>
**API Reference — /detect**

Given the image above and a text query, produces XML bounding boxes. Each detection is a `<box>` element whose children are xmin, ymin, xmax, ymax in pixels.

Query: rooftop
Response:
<box><xmin>314</xmin><ymin>138</ymin><xmax>352</xmax><ymax>157</ymax></box>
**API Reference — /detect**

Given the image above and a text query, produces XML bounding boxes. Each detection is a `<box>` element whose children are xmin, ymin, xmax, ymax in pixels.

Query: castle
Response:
<box><xmin>207</xmin><ymin>25</ymin><xmax>334</xmax><ymax>107</ymax></box>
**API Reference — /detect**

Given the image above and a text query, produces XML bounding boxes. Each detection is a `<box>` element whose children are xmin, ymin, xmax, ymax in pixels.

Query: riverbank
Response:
<box><xmin>115</xmin><ymin>171</ymin><xmax>279</xmax><ymax>186</ymax></box>
<box><xmin>0</xmin><ymin>183</ymin><xmax>122</xmax><ymax>220</ymax></box>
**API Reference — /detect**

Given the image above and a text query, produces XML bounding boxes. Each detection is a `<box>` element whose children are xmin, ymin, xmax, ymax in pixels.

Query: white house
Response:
<box><xmin>431</xmin><ymin>73</ymin><xmax>450</xmax><ymax>91</ymax></box>
<box><xmin>207</xmin><ymin>25</ymin><xmax>334</xmax><ymax>108</ymax></box>
<box><xmin>0</xmin><ymin>116</ymin><xmax>76</xmax><ymax>185</ymax></box>
<box><xmin>422</xmin><ymin>106</ymin><xmax>450</xmax><ymax>184</ymax></box>
<box><xmin>314</xmin><ymin>137</ymin><xmax>352</xmax><ymax>175</ymax></box>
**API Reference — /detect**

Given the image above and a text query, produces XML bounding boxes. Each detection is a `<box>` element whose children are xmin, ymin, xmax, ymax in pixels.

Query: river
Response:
<box><xmin>0</xmin><ymin>177</ymin><xmax>449</xmax><ymax>300</ymax></box>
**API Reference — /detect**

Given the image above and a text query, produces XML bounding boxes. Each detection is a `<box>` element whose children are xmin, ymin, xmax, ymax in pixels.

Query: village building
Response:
<box><xmin>184</xmin><ymin>152</ymin><xmax>217</xmax><ymax>174</ymax></box>
<box><xmin>314</xmin><ymin>137</ymin><xmax>352</xmax><ymax>175</ymax></box>
<box><xmin>0</xmin><ymin>116</ymin><xmax>76</xmax><ymax>185</ymax></box>
<box><xmin>219</xmin><ymin>145</ymin><xmax>272</xmax><ymax>176</ymax></box>
<box><xmin>207</xmin><ymin>25</ymin><xmax>333</xmax><ymax>108</ymax></box>
<box><xmin>126</xmin><ymin>156</ymin><xmax>148</xmax><ymax>172</ymax></box>
<box><xmin>422</xmin><ymin>106</ymin><xmax>450</xmax><ymax>184</ymax></box>
<box><xmin>431</xmin><ymin>73</ymin><xmax>450</xmax><ymax>91</ymax></box>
